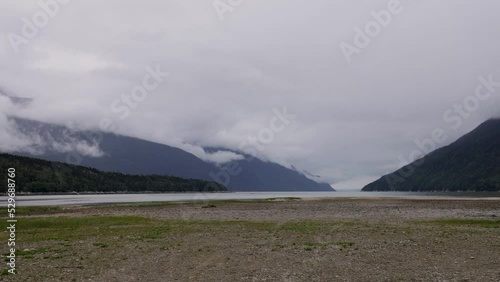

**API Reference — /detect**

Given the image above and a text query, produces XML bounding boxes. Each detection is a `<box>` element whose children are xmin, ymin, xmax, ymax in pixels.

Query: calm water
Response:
<box><xmin>6</xmin><ymin>190</ymin><xmax>500</xmax><ymax>206</ymax></box>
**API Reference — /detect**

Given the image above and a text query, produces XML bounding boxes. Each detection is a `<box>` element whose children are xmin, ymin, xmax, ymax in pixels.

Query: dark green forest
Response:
<box><xmin>1</xmin><ymin>153</ymin><xmax>226</xmax><ymax>193</ymax></box>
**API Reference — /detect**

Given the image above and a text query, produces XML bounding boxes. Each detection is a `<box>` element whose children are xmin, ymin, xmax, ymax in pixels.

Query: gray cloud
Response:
<box><xmin>1</xmin><ymin>0</ymin><xmax>500</xmax><ymax>189</ymax></box>
<box><xmin>0</xmin><ymin>96</ymin><xmax>105</xmax><ymax>157</ymax></box>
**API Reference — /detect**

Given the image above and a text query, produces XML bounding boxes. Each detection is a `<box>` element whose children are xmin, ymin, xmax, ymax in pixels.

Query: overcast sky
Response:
<box><xmin>1</xmin><ymin>0</ymin><xmax>500</xmax><ymax>189</ymax></box>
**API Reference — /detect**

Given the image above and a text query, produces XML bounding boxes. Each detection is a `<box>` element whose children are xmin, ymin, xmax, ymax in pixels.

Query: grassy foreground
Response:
<box><xmin>1</xmin><ymin>199</ymin><xmax>499</xmax><ymax>281</ymax></box>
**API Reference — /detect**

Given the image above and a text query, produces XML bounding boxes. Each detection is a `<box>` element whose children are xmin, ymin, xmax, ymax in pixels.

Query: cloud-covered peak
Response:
<box><xmin>1</xmin><ymin>0</ymin><xmax>500</xmax><ymax>189</ymax></box>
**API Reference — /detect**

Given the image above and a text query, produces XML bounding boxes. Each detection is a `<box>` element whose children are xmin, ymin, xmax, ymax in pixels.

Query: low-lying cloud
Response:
<box><xmin>1</xmin><ymin>95</ymin><xmax>104</xmax><ymax>157</ymax></box>
<box><xmin>1</xmin><ymin>0</ymin><xmax>500</xmax><ymax>189</ymax></box>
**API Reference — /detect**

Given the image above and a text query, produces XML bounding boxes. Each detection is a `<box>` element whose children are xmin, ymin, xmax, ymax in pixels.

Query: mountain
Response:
<box><xmin>0</xmin><ymin>153</ymin><xmax>226</xmax><ymax>193</ymax></box>
<box><xmin>362</xmin><ymin>119</ymin><xmax>500</xmax><ymax>192</ymax></box>
<box><xmin>206</xmin><ymin>150</ymin><xmax>334</xmax><ymax>192</ymax></box>
<box><xmin>0</xmin><ymin>89</ymin><xmax>33</xmax><ymax>106</ymax></box>
<box><xmin>12</xmin><ymin>118</ymin><xmax>217</xmax><ymax>181</ymax></box>
<box><xmin>7</xmin><ymin>118</ymin><xmax>333</xmax><ymax>192</ymax></box>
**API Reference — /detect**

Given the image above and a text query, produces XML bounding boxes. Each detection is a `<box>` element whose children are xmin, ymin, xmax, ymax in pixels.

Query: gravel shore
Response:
<box><xmin>4</xmin><ymin>198</ymin><xmax>499</xmax><ymax>282</ymax></box>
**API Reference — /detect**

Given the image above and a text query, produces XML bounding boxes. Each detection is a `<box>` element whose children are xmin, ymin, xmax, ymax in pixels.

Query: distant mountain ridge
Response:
<box><xmin>0</xmin><ymin>153</ymin><xmax>226</xmax><ymax>193</ymax></box>
<box><xmin>0</xmin><ymin>90</ymin><xmax>33</xmax><ymax>106</ymax></box>
<box><xmin>362</xmin><ymin>119</ymin><xmax>500</xmax><ymax>191</ymax></box>
<box><xmin>6</xmin><ymin>117</ymin><xmax>333</xmax><ymax>192</ymax></box>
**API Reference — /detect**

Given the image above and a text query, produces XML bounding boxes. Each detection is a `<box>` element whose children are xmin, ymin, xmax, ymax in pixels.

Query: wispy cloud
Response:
<box><xmin>1</xmin><ymin>0</ymin><xmax>499</xmax><ymax>189</ymax></box>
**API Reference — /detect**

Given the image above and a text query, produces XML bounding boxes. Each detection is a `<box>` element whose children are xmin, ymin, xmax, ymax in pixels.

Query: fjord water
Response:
<box><xmin>10</xmin><ymin>191</ymin><xmax>500</xmax><ymax>206</ymax></box>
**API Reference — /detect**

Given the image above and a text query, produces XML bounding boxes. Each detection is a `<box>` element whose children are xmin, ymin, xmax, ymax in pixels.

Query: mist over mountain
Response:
<box><xmin>204</xmin><ymin>148</ymin><xmax>333</xmax><ymax>191</ymax></box>
<box><xmin>362</xmin><ymin>119</ymin><xmax>500</xmax><ymax>192</ymax></box>
<box><xmin>2</xmin><ymin>1</ymin><xmax>500</xmax><ymax>190</ymax></box>
<box><xmin>5</xmin><ymin>117</ymin><xmax>333</xmax><ymax>192</ymax></box>
<box><xmin>0</xmin><ymin>91</ymin><xmax>32</xmax><ymax>106</ymax></box>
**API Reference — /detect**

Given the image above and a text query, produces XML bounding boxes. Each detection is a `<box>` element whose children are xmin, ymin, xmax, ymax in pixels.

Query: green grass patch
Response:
<box><xmin>265</xmin><ymin>197</ymin><xmax>302</xmax><ymax>201</ymax></box>
<box><xmin>4</xmin><ymin>248</ymin><xmax>49</xmax><ymax>260</ymax></box>
<box><xmin>16</xmin><ymin>216</ymin><xmax>160</xmax><ymax>242</ymax></box>
<box><xmin>335</xmin><ymin>241</ymin><xmax>355</xmax><ymax>248</ymax></box>
<box><xmin>428</xmin><ymin>219</ymin><xmax>500</xmax><ymax>229</ymax></box>
<box><xmin>0</xmin><ymin>268</ymin><xmax>10</xmax><ymax>276</ymax></box>
<box><xmin>140</xmin><ymin>226</ymin><xmax>172</xmax><ymax>239</ymax></box>
<box><xmin>16</xmin><ymin>206</ymin><xmax>63</xmax><ymax>215</ymax></box>
<box><xmin>21</xmin><ymin>215</ymin><xmax>153</xmax><ymax>229</ymax></box>
<box><xmin>13</xmin><ymin>216</ymin><xmax>362</xmax><ymax>248</ymax></box>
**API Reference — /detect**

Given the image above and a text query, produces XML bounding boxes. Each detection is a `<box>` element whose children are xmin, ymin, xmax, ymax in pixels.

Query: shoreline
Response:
<box><xmin>7</xmin><ymin>192</ymin><xmax>500</xmax><ymax>207</ymax></box>
<box><xmin>8</xmin><ymin>198</ymin><xmax>500</xmax><ymax>281</ymax></box>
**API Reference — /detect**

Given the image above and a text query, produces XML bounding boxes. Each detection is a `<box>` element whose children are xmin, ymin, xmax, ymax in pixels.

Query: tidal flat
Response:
<box><xmin>2</xmin><ymin>198</ymin><xmax>499</xmax><ymax>282</ymax></box>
